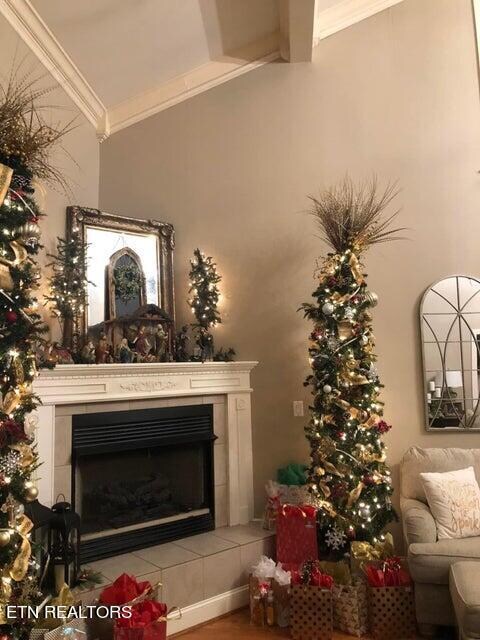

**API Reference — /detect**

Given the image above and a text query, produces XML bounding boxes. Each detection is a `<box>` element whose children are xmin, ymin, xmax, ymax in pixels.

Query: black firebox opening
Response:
<box><xmin>72</xmin><ymin>404</ymin><xmax>215</xmax><ymax>563</ymax></box>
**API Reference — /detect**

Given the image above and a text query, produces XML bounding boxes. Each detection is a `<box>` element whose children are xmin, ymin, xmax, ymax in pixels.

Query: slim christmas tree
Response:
<box><xmin>188</xmin><ymin>249</ymin><xmax>221</xmax><ymax>360</ymax></box>
<box><xmin>0</xmin><ymin>71</ymin><xmax>71</xmax><ymax>638</ymax></box>
<box><xmin>301</xmin><ymin>178</ymin><xmax>402</xmax><ymax>553</ymax></box>
<box><xmin>46</xmin><ymin>227</ymin><xmax>89</xmax><ymax>352</ymax></box>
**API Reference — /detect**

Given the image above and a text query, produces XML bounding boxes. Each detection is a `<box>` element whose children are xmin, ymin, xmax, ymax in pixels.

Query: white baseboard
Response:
<box><xmin>167</xmin><ymin>585</ymin><xmax>249</xmax><ymax>636</ymax></box>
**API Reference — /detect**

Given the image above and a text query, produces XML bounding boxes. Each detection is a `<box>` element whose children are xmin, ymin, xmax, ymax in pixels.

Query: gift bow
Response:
<box><xmin>350</xmin><ymin>532</ymin><xmax>394</xmax><ymax>562</ymax></box>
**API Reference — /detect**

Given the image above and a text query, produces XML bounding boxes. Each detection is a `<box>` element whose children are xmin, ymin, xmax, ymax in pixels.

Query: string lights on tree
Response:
<box><xmin>300</xmin><ymin>177</ymin><xmax>403</xmax><ymax>553</ymax></box>
<box><xmin>0</xmin><ymin>69</ymin><xmax>72</xmax><ymax>638</ymax></box>
<box><xmin>45</xmin><ymin>226</ymin><xmax>89</xmax><ymax>352</ymax></box>
<box><xmin>188</xmin><ymin>249</ymin><xmax>221</xmax><ymax>361</ymax></box>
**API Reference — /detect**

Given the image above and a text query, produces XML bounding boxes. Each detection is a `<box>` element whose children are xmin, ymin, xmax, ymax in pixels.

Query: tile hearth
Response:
<box><xmin>77</xmin><ymin>522</ymin><xmax>275</xmax><ymax>611</ymax></box>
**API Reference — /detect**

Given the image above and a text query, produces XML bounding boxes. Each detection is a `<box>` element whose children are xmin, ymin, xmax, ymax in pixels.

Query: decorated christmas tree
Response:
<box><xmin>301</xmin><ymin>178</ymin><xmax>402</xmax><ymax>553</ymax></box>
<box><xmin>46</xmin><ymin>227</ymin><xmax>89</xmax><ymax>352</ymax></box>
<box><xmin>188</xmin><ymin>249</ymin><xmax>221</xmax><ymax>360</ymax></box>
<box><xmin>0</xmin><ymin>71</ymin><xmax>71</xmax><ymax>638</ymax></box>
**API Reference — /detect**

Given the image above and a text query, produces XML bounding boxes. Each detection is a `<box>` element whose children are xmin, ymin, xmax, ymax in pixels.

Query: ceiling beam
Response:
<box><xmin>278</xmin><ymin>0</ymin><xmax>316</xmax><ymax>62</ymax></box>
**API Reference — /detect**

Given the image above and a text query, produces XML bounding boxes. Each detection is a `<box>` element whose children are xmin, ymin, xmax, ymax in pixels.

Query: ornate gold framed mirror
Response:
<box><xmin>67</xmin><ymin>207</ymin><xmax>175</xmax><ymax>353</ymax></box>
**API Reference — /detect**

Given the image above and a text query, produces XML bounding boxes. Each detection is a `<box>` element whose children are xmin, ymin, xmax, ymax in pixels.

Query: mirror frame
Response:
<box><xmin>66</xmin><ymin>206</ymin><xmax>175</xmax><ymax>345</ymax></box>
<box><xmin>420</xmin><ymin>274</ymin><xmax>480</xmax><ymax>432</ymax></box>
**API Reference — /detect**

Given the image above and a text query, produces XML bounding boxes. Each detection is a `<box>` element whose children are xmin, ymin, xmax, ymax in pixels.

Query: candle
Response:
<box><xmin>434</xmin><ymin>387</ymin><xmax>441</xmax><ymax>398</ymax></box>
<box><xmin>428</xmin><ymin>381</ymin><xmax>435</xmax><ymax>392</ymax></box>
<box><xmin>427</xmin><ymin>393</ymin><xmax>432</xmax><ymax>404</ymax></box>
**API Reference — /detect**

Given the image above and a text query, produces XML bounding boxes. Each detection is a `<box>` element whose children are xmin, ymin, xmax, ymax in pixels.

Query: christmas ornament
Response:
<box><xmin>323</xmin><ymin>384</ymin><xmax>332</xmax><ymax>394</ymax></box>
<box><xmin>23</xmin><ymin>484</ymin><xmax>38</xmax><ymax>502</ymax></box>
<box><xmin>327</xmin><ymin>336</ymin><xmax>338</xmax><ymax>350</ymax></box>
<box><xmin>0</xmin><ymin>530</ymin><xmax>11</xmax><ymax>547</ymax></box>
<box><xmin>5</xmin><ymin>310</ymin><xmax>17</xmax><ymax>323</ymax></box>
<box><xmin>322</xmin><ymin>302</ymin><xmax>334</xmax><ymax>316</ymax></box>
<box><xmin>0</xmin><ymin>449</ymin><xmax>20</xmax><ymax>475</ymax></box>
<box><xmin>16</xmin><ymin>221</ymin><xmax>41</xmax><ymax>248</ymax></box>
<box><xmin>343</xmin><ymin>307</ymin><xmax>356</xmax><ymax>320</ymax></box>
<box><xmin>376</xmin><ymin>420</ymin><xmax>392</xmax><ymax>434</ymax></box>
<box><xmin>324</xmin><ymin>526</ymin><xmax>347</xmax><ymax>551</ymax></box>
<box><xmin>365</xmin><ymin>291</ymin><xmax>378</xmax><ymax>307</ymax></box>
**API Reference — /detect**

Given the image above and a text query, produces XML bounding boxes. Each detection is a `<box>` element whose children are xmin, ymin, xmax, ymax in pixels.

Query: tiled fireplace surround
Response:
<box><xmin>32</xmin><ymin>362</ymin><xmax>273</xmax><ymax>635</ymax></box>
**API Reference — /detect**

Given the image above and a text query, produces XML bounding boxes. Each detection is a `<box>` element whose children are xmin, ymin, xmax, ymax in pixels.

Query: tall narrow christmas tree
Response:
<box><xmin>188</xmin><ymin>249</ymin><xmax>221</xmax><ymax>360</ymax></box>
<box><xmin>301</xmin><ymin>178</ymin><xmax>402</xmax><ymax>553</ymax></box>
<box><xmin>45</xmin><ymin>226</ymin><xmax>89</xmax><ymax>352</ymax></box>
<box><xmin>0</xmin><ymin>71</ymin><xmax>71</xmax><ymax>638</ymax></box>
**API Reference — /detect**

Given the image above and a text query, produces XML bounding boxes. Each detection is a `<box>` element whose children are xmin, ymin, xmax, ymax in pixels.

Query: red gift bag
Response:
<box><xmin>114</xmin><ymin>601</ymin><xmax>168</xmax><ymax>640</ymax></box>
<box><xmin>276</xmin><ymin>504</ymin><xmax>318</xmax><ymax>565</ymax></box>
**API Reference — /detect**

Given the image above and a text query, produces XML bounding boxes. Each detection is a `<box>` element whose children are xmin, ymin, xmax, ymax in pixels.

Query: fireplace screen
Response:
<box><xmin>72</xmin><ymin>404</ymin><xmax>215</xmax><ymax>562</ymax></box>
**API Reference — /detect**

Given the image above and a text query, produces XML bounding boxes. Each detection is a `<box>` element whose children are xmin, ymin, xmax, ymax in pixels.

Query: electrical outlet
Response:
<box><xmin>293</xmin><ymin>400</ymin><xmax>304</xmax><ymax>417</ymax></box>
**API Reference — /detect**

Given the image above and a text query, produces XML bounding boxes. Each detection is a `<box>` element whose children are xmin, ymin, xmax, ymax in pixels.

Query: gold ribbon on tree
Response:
<box><xmin>0</xmin><ymin>163</ymin><xmax>13</xmax><ymax>208</ymax></box>
<box><xmin>9</xmin><ymin>441</ymin><xmax>35</xmax><ymax>468</ymax></box>
<box><xmin>348</xmin><ymin>253</ymin><xmax>365</xmax><ymax>285</ymax></box>
<box><xmin>347</xmin><ymin>481</ymin><xmax>365</xmax><ymax>508</ymax></box>
<box><xmin>10</xmin><ymin>514</ymin><xmax>33</xmax><ymax>581</ymax></box>
<box><xmin>0</xmin><ymin>240</ymin><xmax>28</xmax><ymax>292</ymax></box>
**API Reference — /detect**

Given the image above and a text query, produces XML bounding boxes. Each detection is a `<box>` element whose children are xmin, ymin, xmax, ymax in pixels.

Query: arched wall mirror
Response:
<box><xmin>420</xmin><ymin>275</ymin><xmax>480</xmax><ymax>431</ymax></box>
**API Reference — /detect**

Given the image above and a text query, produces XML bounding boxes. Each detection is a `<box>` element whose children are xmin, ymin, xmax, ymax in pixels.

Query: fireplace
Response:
<box><xmin>72</xmin><ymin>404</ymin><xmax>215</xmax><ymax>563</ymax></box>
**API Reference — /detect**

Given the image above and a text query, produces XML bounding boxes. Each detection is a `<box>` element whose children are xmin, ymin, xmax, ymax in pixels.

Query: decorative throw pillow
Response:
<box><xmin>420</xmin><ymin>467</ymin><xmax>480</xmax><ymax>539</ymax></box>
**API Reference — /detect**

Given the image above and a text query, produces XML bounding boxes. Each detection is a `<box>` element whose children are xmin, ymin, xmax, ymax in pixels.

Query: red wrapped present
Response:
<box><xmin>276</xmin><ymin>504</ymin><xmax>318</xmax><ymax>566</ymax></box>
<box><xmin>115</xmin><ymin>601</ymin><xmax>168</xmax><ymax>640</ymax></box>
<box><xmin>100</xmin><ymin>574</ymin><xmax>152</xmax><ymax>605</ymax></box>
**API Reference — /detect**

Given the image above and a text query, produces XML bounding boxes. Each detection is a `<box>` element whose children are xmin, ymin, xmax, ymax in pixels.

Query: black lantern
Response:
<box><xmin>48</xmin><ymin>499</ymin><xmax>81</xmax><ymax>590</ymax></box>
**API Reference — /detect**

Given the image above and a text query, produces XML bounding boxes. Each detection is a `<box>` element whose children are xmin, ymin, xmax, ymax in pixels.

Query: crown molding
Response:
<box><xmin>1</xmin><ymin>0</ymin><xmax>405</xmax><ymax>139</ymax></box>
<box><xmin>314</xmin><ymin>0</ymin><xmax>404</xmax><ymax>43</ymax></box>
<box><xmin>0</xmin><ymin>0</ymin><xmax>109</xmax><ymax>141</ymax></box>
<box><xmin>108</xmin><ymin>32</ymin><xmax>280</xmax><ymax>135</ymax></box>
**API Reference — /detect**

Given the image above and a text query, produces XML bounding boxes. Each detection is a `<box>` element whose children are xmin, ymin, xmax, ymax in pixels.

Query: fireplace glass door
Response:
<box><xmin>72</xmin><ymin>404</ymin><xmax>215</xmax><ymax>562</ymax></box>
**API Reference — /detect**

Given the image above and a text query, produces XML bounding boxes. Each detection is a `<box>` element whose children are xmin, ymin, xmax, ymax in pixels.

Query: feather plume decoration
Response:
<box><xmin>309</xmin><ymin>176</ymin><xmax>404</xmax><ymax>254</ymax></box>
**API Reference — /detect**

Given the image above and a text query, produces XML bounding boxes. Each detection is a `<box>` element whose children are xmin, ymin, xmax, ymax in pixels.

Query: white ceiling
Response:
<box><xmin>30</xmin><ymin>0</ymin><xmax>280</xmax><ymax>107</ymax></box>
<box><xmin>0</xmin><ymin>0</ymin><xmax>404</xmax><ymax>138</ymax></box>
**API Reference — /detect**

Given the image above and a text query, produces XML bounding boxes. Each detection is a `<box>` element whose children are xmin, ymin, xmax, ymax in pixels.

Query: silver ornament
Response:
<box><xmin>344</xmin><ymin>307</ymin><xmax>356</xmax><ymax>320</ymax></box>
<box><xmin>323</xmin><ymin>384</ymin><xmax>332</xmax><ymax>394</ymax></box>
<box><xmin>322</xmin><ymin>302</ymin><xmax>334</xmax><ymax>316</ymax></box>
<box><xmin>365</xmin><ymin>291</ymin><xmax>378</xmax><ymax>307</ymax></box>
<box><xmin>17</xmin><ymin>221</ymin><xmax>41</xmax><ymax>248</ymax></box>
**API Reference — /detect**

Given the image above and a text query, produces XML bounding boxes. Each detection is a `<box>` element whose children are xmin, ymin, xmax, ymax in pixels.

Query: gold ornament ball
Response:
<box><xmin>365</xmin><ymin>291</ymin><xmax>378</xmax><ymax>307</ymax></box>
<box><xmin>24</xmin><ymin>485</ymin><xmax>38</xmax><ymax>502</ymax></box>
<box><xmin>0</xmin><ymin>530</ymin><xmax>11</xmax><ymax>547</ymax></box>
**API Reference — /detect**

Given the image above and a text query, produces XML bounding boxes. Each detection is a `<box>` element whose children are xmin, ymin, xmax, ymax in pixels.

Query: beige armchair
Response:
<box><xmin>400</xmin><ymin>446</ymin><xmax>480</xmax><ymax>629</ymax></box>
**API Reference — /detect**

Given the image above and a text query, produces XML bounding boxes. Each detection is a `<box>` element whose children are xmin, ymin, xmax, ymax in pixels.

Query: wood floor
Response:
<box><xmin>173</xmin><ymin>608</ymin><xmax>457</xmax><ymax>639</ymax></box>
<box><xmin>174</xmin><ymin>608</ymin><xmax>372</xmax><ymax>639</ymax></box>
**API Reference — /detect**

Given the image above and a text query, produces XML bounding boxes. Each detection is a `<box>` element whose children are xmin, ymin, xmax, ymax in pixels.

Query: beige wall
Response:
<box><xmin>99</xmin><ymin>0</ymin><xmax>480</xmax><ymax>538</ymax></box>
<box><xmin>0</xmin><ymin>15</ymin><xmax>100</xmax><ymax>340</ymax></box>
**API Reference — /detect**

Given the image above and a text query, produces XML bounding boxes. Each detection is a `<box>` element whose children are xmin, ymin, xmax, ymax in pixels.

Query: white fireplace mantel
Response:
<box><xmin>32</xmin><ymin>361</ymin><xmax>258</xmax><ymax>526</ymax></box>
